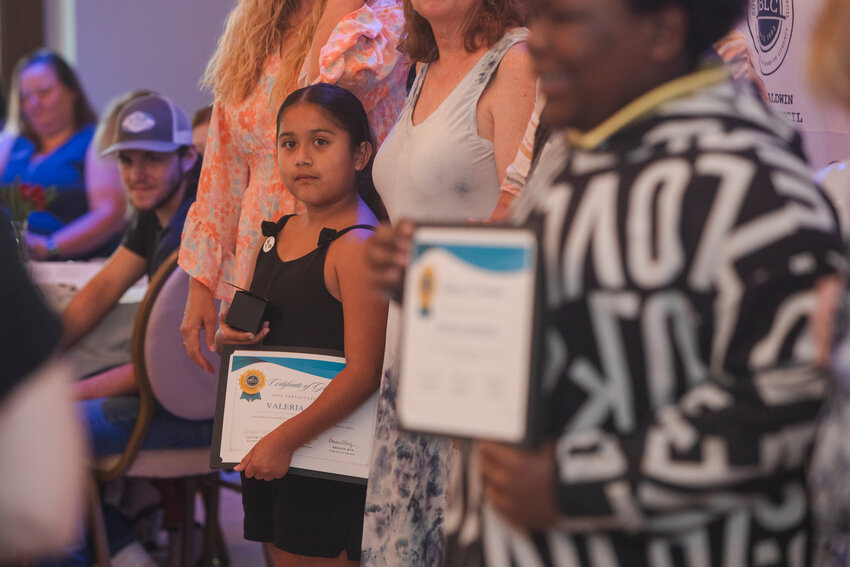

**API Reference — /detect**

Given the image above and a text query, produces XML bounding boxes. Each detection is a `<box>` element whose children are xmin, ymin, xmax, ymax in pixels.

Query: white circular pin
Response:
<box><xmin>262</xmin><ymin>236</ymin><xmax>275</xmax><ymax>252</ymax></box>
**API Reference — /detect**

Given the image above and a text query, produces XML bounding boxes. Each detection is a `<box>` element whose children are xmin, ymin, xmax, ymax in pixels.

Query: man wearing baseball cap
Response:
<box><xmin>52</xmin><ymin>93</ymin><xmax>213</xmax><ymax>567</ymax></box>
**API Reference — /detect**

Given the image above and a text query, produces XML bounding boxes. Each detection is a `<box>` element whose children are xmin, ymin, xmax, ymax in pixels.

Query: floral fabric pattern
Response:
<box><xmin>362</xmin><ymin>356</ymin><xmax>458</xmax><ymax>567</ymax></box>
<box><xmin>179</xmin><ymin>0</ymin><xmax>406</xmax><ymax>298</ymax></box>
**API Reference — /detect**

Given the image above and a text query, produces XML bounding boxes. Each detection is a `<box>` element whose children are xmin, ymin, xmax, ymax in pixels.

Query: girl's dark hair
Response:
<box><xmin>276</xmin><ymin>83</ymin><xmax>388</xmax><ymax>223</ymax></box>
<box><xmin>627</xmin><ymin>0</ymin><xmax>747</xmax><ymax>65</ymax></box>
<box><xmin>7</xmin><ymin>49</ymin><xmax>97</xmax><ymax>149</ymax></box>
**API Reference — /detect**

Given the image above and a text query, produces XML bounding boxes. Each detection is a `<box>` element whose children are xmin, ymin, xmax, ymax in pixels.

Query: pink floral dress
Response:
<box><xmin>179</xmin><ymin>0</ymin><xmax>407</xmax><ymax>297</ymax></box>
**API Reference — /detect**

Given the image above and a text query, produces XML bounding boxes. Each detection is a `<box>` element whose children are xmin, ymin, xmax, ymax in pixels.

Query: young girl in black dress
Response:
<box><xmin>215</xmin><ymin>83</ymin><xmax>389</xmax><ymax>567</ymax></box>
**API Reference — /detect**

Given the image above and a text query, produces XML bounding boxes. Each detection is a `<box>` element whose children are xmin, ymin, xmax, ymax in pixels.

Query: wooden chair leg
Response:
<box><xmin>181</xmin><ymin>478</ymin><xmax>197</xmax><ymax>567</ymax></box>
<box><xmin>88</xmin><ymin>476</ymin><xmax>111</xmax><ymax>567</ymax></box>
<box><xmin>201</xmin><ymin>474</ymin><xmax>220</xmax><ymax>567</ymax></box>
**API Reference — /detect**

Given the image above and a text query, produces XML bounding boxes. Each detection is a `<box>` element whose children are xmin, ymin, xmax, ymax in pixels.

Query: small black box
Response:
<box><xmin>225</xmin><ymin>290</ymin><xmax>270</xmax><ymax>334</ymax></box>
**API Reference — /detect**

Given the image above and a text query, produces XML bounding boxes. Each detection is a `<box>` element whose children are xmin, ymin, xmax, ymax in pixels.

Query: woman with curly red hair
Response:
<box><xmin>362</xmin><ymin>1</ymin><xmax>536</xmax><ymax>565</ymax></box>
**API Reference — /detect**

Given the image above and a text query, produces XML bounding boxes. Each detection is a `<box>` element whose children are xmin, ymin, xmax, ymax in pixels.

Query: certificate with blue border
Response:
<box><xmin>397</xmin><ymin>224</ymin><xmax>543</xmax><ymax>445</ymax></box>
<box><xmin>211</xmin><ymin>345</ymin><xmax>377</xmax><ymax>483</ymax></box>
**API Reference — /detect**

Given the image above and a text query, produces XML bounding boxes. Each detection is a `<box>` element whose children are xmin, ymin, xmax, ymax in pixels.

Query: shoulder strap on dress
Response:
<box><xmin>261</xmin><ymin>214</ymin><xmax>296</xmax><ymax>237</ymax></box>
<box><xmin>467</xmin><ymin>27</ymin><xmax>529</xmax><ymax>99</ymax></box>
<box><xmin>317</xmin><ymin>224</ymin><xmax>376</xmax><ymax>246</ymax></box>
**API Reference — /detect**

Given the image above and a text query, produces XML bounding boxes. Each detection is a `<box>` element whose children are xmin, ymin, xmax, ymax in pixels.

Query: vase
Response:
<box><xmin>10</xmin><ymin>219</ymin><xmax>28</xmax><ymax>265</ymax></box>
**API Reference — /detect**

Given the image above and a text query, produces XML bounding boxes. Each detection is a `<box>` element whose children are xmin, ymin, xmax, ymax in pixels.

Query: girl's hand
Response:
<box><xmin>214</xmin><ymin>318</ymin><xmax>270</xmax><ymax>354</ymax></box>
<box><xmin>234</xmin><ymin>428</ymin><xmax>294</xmax><ymax>481</ymax></box>
<box><xmin>364</xmin><ymin>219</ymin><xmax>414</xmax><ymax>302</ymax></box>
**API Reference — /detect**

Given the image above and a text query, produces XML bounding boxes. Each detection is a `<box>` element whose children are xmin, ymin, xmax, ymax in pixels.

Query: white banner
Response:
<box><xmin>739</xmin><ymin>0</ymin><xmax>850</xmax><ymax>168</ymax></box>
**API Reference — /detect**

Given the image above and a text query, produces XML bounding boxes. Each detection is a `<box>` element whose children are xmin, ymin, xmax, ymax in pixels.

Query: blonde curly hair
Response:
<box><xmin>809</xmin><ymin>0</ymin><xmax>850</xmax><ymax>108</ymax></box>
<box><xmin>202</xmin><ymin>0</ymin><xmax>328</xmax><ymax>108</ymax></box>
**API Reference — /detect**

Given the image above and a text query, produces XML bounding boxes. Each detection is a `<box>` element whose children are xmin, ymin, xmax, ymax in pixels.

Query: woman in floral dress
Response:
<box><xmin>179</xmin><ymin>0</ymin><xmax>408</xmax><ymax>370</ymax></box>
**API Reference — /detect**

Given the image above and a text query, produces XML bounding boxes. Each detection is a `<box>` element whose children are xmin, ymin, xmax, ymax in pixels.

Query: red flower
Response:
<box><xmin>29</xmin><ymin>186</ymin><xmax>46</xmax><ymax>211</ymax></box>
<box><xmin>2</xmin><ymin>180</ymin><xmax>55</xmax><ymax>222</ymax></box>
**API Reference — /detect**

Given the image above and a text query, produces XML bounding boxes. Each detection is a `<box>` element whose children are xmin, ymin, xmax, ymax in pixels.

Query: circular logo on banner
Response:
<box><xmin>747</xmin><ymin>0</ymin><xmax>794</xmax><ymax>76</ymax></box>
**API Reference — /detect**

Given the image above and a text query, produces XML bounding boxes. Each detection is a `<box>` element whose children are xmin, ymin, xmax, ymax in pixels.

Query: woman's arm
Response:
<box><xmin>180</xmin><ymin>278</ymin><xmax>219</xmax><ymax>373</ymax></box>
<box><xmin>179</xmin><ymin>102</ymin><xmax>250</xmax><ymax>369</ymax></box>
<box><xmin>236</xmin><ymin>231</ymin><xmax>388</xmax><ymax>480</ymax></box>
<box><xmin>178</xmin><ymin>102</ymin><xmax>248</xmax><ymax>296</ymax></box>
<box><xmin>212</xmin><ymin>239</ymin><xmax>270</xmax><ymax>354</ymax></box>
<box><xmin>72</xmin><ymin>362</ymin><xmax>137</xmax><ymax>400</ymax></box>
<box><xmin>481</xmin><ymin>43</ymin><xmax>537</xmax><ymax>186</ymax></box>
<box><xmin>491</xmin><ymin>85</ymin><xmax>544</xmax><ymax>221</ymax></box>
<box><xmin>303</xmin><ymin>0</ymin><xmax>406</xmax><ymax>146</ymax></box>
<box><xmin>28</xmin><ymin>143</ymin><xmax>127</xmax><ymax>260</ymax></box>
<box><xmin>304</xmin><ymin>0</ymin><xmax>366</xmax><ymax>83</ymax></box>
<box><xmin>61</xmin><ymin>246</ymin><xmax>147</xmax><ymax>350</ymax></box>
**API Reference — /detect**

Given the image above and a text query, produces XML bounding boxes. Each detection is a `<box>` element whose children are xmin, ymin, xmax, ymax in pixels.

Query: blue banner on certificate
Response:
<box><xmin>397</xmin><ymin>224</ymin><xmax>542</xmax><ymax>445</ymax></box>
<box><xmin>211</xmin><ymin>346</ymin><xmax>377</xmax><ymax>483</ymax></box>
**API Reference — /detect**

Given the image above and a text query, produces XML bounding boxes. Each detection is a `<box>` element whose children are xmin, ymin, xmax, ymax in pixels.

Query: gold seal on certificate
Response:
<box><xmin>397</xmin><ymin>224</ymin><xmax>542</xmax><ymax>445</ymax></box>
<box><xmin>238</xmin><ymin>370</ymin><xmax>265</xmax><ymax>401</ymax></box>
<box><xmin>211</xmin><ymin>346</ymin><xmax>378</xmax><ymax>483</ymax></box>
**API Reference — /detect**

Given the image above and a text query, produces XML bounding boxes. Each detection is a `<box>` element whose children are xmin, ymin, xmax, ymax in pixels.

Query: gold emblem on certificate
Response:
<box><xmin>419</xmin><ymin>265</ymin><xmax>435</xmax><ymax>316</ymax></box>
<box><xmin>238</xmin><ymin>369</ymin><xmax>266</xmax><ymax>401</ymax></box>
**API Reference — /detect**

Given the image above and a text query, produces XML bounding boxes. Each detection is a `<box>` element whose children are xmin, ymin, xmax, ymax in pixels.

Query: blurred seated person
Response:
<box><xmin>191</xmin><ymin>103</ymin><xmax>212</xmax><ymax>157</ymax></box>
<box><xmin>62</xmin><ymin>93</ymin><xmax>213</xmax><ymax>453</ymax></box>
<box><xmin>48</xmin><ymin>93</ymin><xmax>213</xmax><ymax>566</ymax></box>
<box><xmin>1</xmin><ymin>49</ymin><xmax>126</xmax><ymax>260</ymax></box>
<box><xmin>0</xmin><ymin>214</ymin><xmax>86</xmax><ymax>564</ymax></box>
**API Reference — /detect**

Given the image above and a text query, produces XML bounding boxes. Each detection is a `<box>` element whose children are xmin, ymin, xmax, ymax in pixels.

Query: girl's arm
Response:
<box><xmin>236</xmin><ymin>230</ymin><xmax>388</xmax><ymax>480</ymax></box>
<box><xmin>29</xmin><ymin>142</ymin><xmax>127</xmax><ymax>260</ymax></box>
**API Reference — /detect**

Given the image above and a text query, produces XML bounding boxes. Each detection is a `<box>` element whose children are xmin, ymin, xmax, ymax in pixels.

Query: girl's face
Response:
<box><xmin>20</xmin><ymin>62</ymin><xmax>76</xmax><ymax>139</ymax></box>
<box><xmin>276</xmin><ymin>102</ymin><xmax>370</xmax><ymax>209</ymax></box>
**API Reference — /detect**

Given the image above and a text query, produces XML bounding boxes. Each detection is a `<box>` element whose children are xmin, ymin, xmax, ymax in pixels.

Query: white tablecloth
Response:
<box><xmin>30</xmin><ymin>260</ymin><xmax>147</xmax><ymax>379</ymax></box>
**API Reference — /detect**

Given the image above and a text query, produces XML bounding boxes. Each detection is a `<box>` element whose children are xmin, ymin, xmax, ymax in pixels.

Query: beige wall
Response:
<box><xmin>45</xmin><ymin>0</ymin><xmax>235</xmax><ymax>116</ymax></box>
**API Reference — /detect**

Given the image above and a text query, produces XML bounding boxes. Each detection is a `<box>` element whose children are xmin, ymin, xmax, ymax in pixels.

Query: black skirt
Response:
<box><xmin>242</xmin><ymin>473</ymin><xmax>367</xmax><ymax>560</ymax></box>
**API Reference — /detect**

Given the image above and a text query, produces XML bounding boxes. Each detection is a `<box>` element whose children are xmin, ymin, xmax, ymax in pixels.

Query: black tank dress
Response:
<box><xmin>241</xmin><ymin>214</ymin><xmax>375</xmax><ymax>560</ymax></box>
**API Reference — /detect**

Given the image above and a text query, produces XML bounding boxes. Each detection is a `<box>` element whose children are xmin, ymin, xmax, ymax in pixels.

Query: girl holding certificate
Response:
<box><xmin>214</xmin><ymin>83</ymin><xmax>388</xmax><ymax>566</ymax></box>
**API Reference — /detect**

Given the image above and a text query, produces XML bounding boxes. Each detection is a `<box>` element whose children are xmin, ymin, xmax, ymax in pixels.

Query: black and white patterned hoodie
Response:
<box><xmin>445</xmin><ymin>66</ymin><xmax>847</xmax><ymax>567</ymax></box>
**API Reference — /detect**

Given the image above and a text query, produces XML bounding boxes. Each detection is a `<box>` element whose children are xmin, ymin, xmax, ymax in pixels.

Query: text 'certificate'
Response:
<box><xmin>212</xmin><ymin>347</ymin><xmax>377</xmax><ymax>483</ymax></box>
<box><xmin>397</xmin><ymin>225</ymin><xmax>541</xmax><ymax>444</ymax></box>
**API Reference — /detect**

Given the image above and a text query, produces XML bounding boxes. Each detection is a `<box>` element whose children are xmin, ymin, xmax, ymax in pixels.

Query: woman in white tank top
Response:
<box><xmin>363</xmin><ymin>1</ymin><xmax>536</xmax><ymax>565</ymax></box>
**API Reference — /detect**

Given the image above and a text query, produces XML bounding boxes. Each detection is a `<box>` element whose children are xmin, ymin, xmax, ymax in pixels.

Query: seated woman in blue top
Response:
<box><xmin>1</xmin><ymin>50</ymin><xmax>126</xmax><ymax>260</ymax></box>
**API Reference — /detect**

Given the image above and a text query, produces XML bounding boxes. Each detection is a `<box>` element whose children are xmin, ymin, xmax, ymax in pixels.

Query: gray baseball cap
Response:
<box><xmin>102</xmin><ymin>94</ymin><xmax>192</xmax><ymax>155</ymax></box>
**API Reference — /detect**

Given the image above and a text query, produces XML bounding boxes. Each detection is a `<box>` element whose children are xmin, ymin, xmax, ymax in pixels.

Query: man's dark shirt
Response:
<box><xmin>122</xmin><ymin>192</ymin><xmax>195</xmax><ymax>278</ymax></box>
